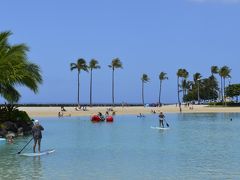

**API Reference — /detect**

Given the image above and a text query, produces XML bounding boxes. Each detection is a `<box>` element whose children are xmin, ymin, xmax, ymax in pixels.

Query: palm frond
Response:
<box><xmin>141</xmin><ymin>74</ymin><xmax>150</xmax><ymax>83</ymax></box>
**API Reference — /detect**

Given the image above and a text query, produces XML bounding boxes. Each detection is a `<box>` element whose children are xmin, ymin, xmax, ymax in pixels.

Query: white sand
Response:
<box><xmin>18</xmin><ymin>105</ymin><xmax>240</xmax><ymax>118</ymax></box>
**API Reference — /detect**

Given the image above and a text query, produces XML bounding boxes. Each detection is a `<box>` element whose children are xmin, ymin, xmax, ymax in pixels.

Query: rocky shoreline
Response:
<box><xmin>0</xmin><ymin>105</ymin><xmax>34</xmax><ymax>138</ymax></box>
<box><xmin>0</xmin><ymin>120</ymin><xmax>33</xmax><ymax>138</ymax></box>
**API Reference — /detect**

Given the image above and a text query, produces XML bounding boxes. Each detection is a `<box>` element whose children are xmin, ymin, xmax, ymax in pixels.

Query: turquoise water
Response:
<box><xmin>1</xmin><ymin>113</ymin><xmax>240</xmax><ymax>179</ymax></box>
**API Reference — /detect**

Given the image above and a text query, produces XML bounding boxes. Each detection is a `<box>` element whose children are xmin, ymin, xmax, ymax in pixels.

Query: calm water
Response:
<box><xmin>1</xmin><ymin>113</ymin><xmax>240</xmax><ymax>180</ymax></box>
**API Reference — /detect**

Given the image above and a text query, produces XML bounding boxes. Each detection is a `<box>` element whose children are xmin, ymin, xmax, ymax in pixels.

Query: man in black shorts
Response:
<box><xmin>32</xmin><ymin>120</ymin><xmax>44</xmax><ymax>153</ymax></box>
<box><xmin>159</xmin><ymin>112</ymin><xmax>165</xmax><ymax>128</ymax></box>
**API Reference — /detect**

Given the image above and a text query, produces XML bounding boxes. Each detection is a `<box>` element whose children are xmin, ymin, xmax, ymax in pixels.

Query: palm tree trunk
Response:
<box><xmin>212</xmin><ymin>75</ymin><xmax>215</xmax><ymax>101</ymax></box>
<box><xmin>221</xmin><ymin>76</ymin><xmax>223</xmax><ymax>102</ymax></box>
<box><xmin>159</xmin><ymin>80</ymin><xmax>162</xmax><ymax>105</ymax></box>
<box><xmin>182</xmin><ymin>79</ymin><xmax>184</xmax><ymax>99</ymax></box>
<box><xmin>223</xmin><ymin>77</ymin><xmax>226</xmax><ymax>106</ymax></box>
<box><xmin>90</xmin><ymin>69</ymin><xmax>93</xmax><ymax>107</ymax></box>
<box><xmin>112</xmin><ymin>68</ymin><xmax>115</xmax><ymax>106</ymax></box>
<box><xmin>142</xmin><ymin>81</ymin><xmax>144</xmax><ymax>106</ymax></box>
<box><xmin>177</xmin><ymin>77</ymin><xmax>182</xmax><ymax>112</ymax></box>
<box><xmin>77</xmin><ymin>70</ymin><xmax>80</xmax><ymax>106</ymax></box>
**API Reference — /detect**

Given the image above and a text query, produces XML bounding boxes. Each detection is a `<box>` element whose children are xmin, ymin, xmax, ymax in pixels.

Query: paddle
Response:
<box><xmin>164</xmin><ymin>118</ymin><xmax>169</xmax><ymax>127</ymax></box>
<box><xmin>17</xmin><ymin>137</ymin><xmax>34</xmax><ymax>154</ymax></box>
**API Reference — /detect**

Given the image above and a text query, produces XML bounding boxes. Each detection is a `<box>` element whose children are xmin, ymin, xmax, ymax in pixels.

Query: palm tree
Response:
<box><xmin>210</xmin><ymin>66</ymin><xmax>219</xmax><ymax>101</ymax></box>
<box><xmin>89</xmin><ymin>59</ymin><xmax>100</xmax><ymax>107</ymax></box>
<box><xmin>108</xmin><ymin>58</ymin><xmax>123</xmax><ymax>106</ymax></box>
<box><xmin>193</xmin><ymin>73</ymin><xmax>202</xmax><ymax>104</ymax></box>
<box><xmin>219</xmin><ymin>66</ymin><xmax>231</xmax><ymax>103</ymax></box>
<box><xmin>193</xmin><ymin>72</ymin><xmax>202</xmax><ymax>83</ymax></box>
<box><xmin>211</xmin><ymin>66</ymin><xmax>219</xmax><ymax>76</ymax></box>
<box><xmin>177</xmin><ymin>69</ymin><xmax>185</xmax><ymax>112</ymax></box>
<box><xmin>141</xmin><ymin>74</ymin><xmax>150</xmax><ymax>106</ymax></box>
<box><xmin>158</xmin><ymin>72</ymin><xmax>168</xmax><ymax>106</ymax></box>
<box><xmin>181</xmin><ymin>69</ymin><xmax>189</xmax><ymax>97</ymax></box>
<box><xmin>70</xmin><ymin>58</ymin><xmax>88</xmax><ymax>107</ymax></box>
<box><xmin>0</xmin><ymin>31</ymin><xmax>42</xmax><ymax>103</ymax></box>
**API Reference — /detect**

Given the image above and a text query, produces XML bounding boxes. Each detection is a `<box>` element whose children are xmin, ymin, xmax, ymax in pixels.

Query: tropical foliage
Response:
<box><xmin>0</xmin><ymin>31</ymin><xmax>42</xmax><ymax>103</ymax></box>
<box><xmin>183</xmin><ymin>75</ymin><xmax>219</xmax><ymax>102</ymax></box>
<box><xmin>225</xmin><ymin>84</ymin><xmax>240</xmax><ymax>102</ymax></box>
<box><xmin>70</xmin><ymin>58</ymin><xmax>88</xmax><ymax>106</ymax></box>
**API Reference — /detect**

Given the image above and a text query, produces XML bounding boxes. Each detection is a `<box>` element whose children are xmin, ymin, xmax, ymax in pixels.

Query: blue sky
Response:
<box><xmin>1</xmin><ymin>0</ymin><xmax>240</xmax><ymax>104</ymax></box>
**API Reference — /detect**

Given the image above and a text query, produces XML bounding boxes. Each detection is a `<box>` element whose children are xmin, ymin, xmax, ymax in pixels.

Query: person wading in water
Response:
<box><xmin>32</xmin><ymin>120</ymin><xmax>44</xmax><ymax>153</ymax></box>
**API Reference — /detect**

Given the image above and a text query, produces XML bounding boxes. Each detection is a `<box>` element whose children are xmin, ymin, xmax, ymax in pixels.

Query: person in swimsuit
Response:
<box><xmin>32</xmin><ymin>120</ymin><xmax>44</xmax><ymax>153</ymax></box>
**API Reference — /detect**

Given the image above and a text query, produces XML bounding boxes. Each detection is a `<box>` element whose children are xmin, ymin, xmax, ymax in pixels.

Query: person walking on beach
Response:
<box><xmin>159</xmin><ymin>112</ymin><xmax>165</xmax><ymax>128</ymax></box>
<box><xmin>32</xmin><ymin>120</ymin><xmax>44</xmax><ymax>153</ymax></box>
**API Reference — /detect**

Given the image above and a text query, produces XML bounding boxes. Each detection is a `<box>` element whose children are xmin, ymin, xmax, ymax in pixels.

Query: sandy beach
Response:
<box><xmin>18</xmin><ymin>105</ymin><xmax>240</xmax><ymax>118</ymax></box>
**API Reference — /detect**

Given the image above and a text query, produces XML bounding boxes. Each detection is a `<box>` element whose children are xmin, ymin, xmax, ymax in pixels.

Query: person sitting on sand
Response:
<box><xmin>61</xmin><ymin>106</ymin><xmax>66</xmax><ymax>111</ymax></box>
<box><xmin>159</xmin><ymin>112</ymin><xmax>165</xmax><ymax>128</ymax></box>
<box><xmin>75</xmin><ymin>105</ymin><xmax>80</xmax><ymax>111</ymax></box>
<box><xmin>151</xmin><ymin>110</ymin><xmax>156</xmax><ymax>114</ymax></box>
<box><xmin>32</xmin><ymin>120</ymin><xmax>44</xmax><ymax>153</ymax></box>
<box><xmin>58</xmin><ymin>111</ymin><xmax>63</xmax><ymax>117</ymax></box>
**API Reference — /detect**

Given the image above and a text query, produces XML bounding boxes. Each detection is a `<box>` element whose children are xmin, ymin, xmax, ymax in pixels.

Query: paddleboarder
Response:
<box><xmin>159</xmin><ymin>112</ymin><xmax>165</xmax><ymax>128</ymax></box>
<box><xmin>32</xmin><ymin>120</ymin><xmax>44</xmax><ymax>153</ymax></box>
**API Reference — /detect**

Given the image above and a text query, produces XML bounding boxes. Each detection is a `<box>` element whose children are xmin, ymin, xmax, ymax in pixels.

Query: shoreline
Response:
<box><xmin>18</xmin><ymin>105</ymin><xmax>240</xmax><ymax>118</ymax></box>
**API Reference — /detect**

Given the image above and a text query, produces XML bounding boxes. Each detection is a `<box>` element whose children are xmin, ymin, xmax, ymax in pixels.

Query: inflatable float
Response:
<box><xmin>91</xmin><ymin>115</ymin><xmax>105</xmax><ymax>122</ymax></box>
<box><xmin>91</xmin><ymin>115</ymin><xmax>113</xmax><ymax>122</ymax></box>
<box><xmin>91</xmin><ymin>115</ymin><xmax>101</xmax><ymax>122</ymax></box>
<box><xmin>106</xmin><ymin>116</ymin><xmax>114</xmax><ymax>122</ymax></box>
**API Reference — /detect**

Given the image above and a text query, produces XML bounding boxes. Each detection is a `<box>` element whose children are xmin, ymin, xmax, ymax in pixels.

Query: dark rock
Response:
<box><xmin>2</xmin><ymin>121</ymin><xmax>18</xmax><ymax>132</ymax></box>
<box><xmin>17</xmin><ymin>127</ymin><xmax>24</xmax><ymax>136</ymax></box>
<box><xmin>6</xmin><ymin>131</ymin><xmax>16</xmax><ymax>137</ymax></box>
<box><xmin>0</xmin><ymin>128</ymin><xmax>7</xmax><ymax>137</ymax></box>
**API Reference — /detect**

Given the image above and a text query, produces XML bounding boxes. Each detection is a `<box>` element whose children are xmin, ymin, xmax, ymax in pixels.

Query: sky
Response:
<box><xmin>1</xmin><ymin>0</ymin><xmax>240</xmax><ymax>104</ymax></box>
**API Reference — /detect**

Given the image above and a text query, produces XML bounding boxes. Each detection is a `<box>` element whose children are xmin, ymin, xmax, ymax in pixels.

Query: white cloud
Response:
<box><xmin>190</xmin><ymin>0</ymin><xmax>240</xmax><ymax>3</ymax></box>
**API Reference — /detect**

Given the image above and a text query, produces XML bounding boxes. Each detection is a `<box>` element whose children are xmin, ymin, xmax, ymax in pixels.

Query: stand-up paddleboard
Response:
<box><xmin>0</xmin><ymin>138</ymin><xmax>6</xmax><ymax>144</ymax></box>
<box><xmin>151</xmin><ymin>126</ymin><xmax>170</xmax><ymax>130</ymax></box>
<box><xmin>20</xmin><ymin>149</ymin><xmax>55</xmax><ymax>157</ymax></box>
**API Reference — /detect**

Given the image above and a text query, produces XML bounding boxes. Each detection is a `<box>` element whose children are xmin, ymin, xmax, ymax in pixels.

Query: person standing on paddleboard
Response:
<box><xmin>159</xmin><ymin>112</ymin><xmax>165</xmax><ymax>128</ymax></box>
<box><xmin>32</xmin><ymin>120</ymin><xmax>44</xmax><ymax>153</ymax></box>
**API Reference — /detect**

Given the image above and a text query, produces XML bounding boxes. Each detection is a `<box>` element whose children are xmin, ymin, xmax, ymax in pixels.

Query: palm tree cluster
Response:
<box><xmin>70</xmin><ymin>58</ymin><xmax>122</xmax><ymax>107</ymax></box>
<box><xmin>0</xmin><ymin>31</ymin><xmax>42</xmax><ymax>103</ymax></box>
<box><xmin>178</xmin><ymin>65</ymin><xmax>231</xmax><ymax>106</ymax></box>
<box><xmin>225</xmin><ymin>84</ymin><xmax>240</xmax><ymax>102</ymax></box>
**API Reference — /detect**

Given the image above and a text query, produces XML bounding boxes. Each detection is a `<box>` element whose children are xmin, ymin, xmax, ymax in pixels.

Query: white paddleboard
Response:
<box><xmin>20</xmin><ymin>149</ymin><xmax>55</xmax><ymax>157</ymax></box>
<box><xmin>0</xmin><ymin>138</ymin><xmax>6</xmax><ymax>144</ymax></box>
<box><xmin>151</xmin><ymin>126</ymin><xmax>170</xmax><ymax>130</ymax></box>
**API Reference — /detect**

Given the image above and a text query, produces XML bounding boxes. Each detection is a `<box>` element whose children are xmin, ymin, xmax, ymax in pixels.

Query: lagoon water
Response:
<box><xmin>1</xmin><ymin>113</ymin><xmax>240</xmax><ymax>179</ymax></box>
